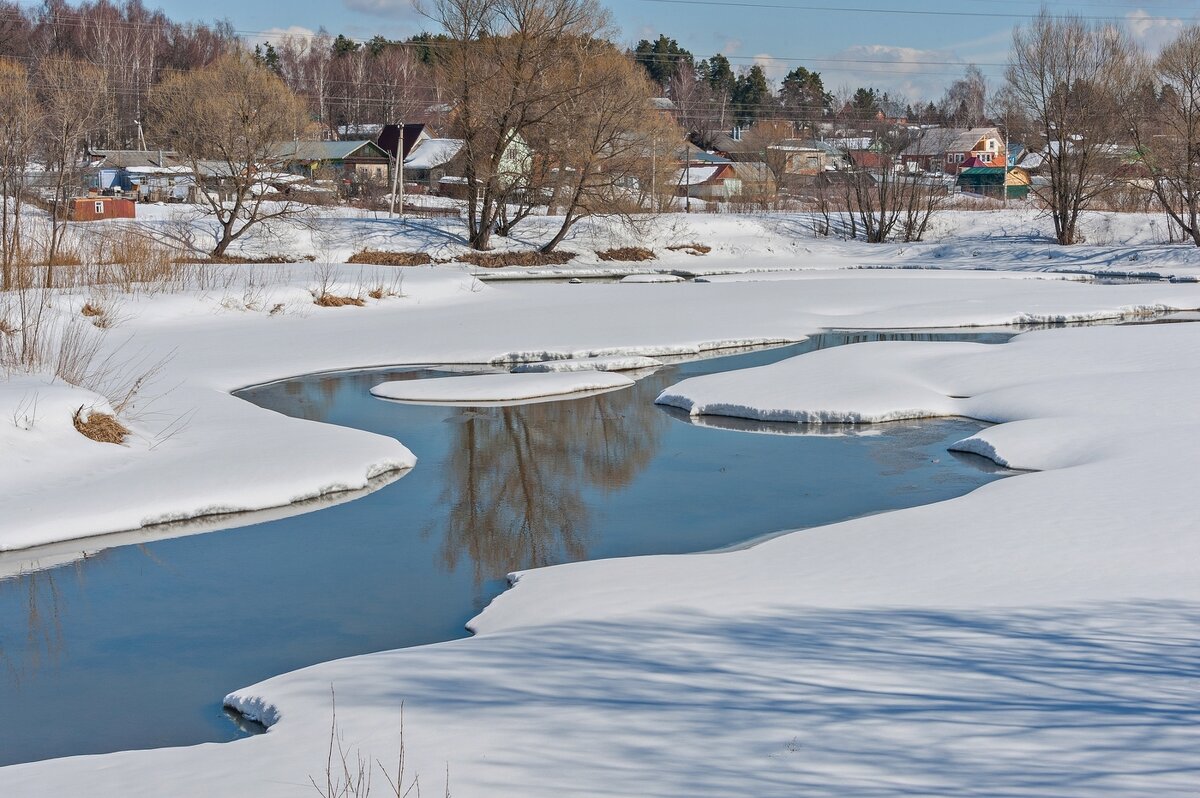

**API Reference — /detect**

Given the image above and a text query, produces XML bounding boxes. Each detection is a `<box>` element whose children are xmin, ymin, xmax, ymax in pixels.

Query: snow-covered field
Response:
<box><xmin>87</xmin><ymin>202</ymin><xmax>1200</xmax><ymax>280</ymax></box>
<box><xmin>3</xmin><ymin>207</ymin><xmax>1200</xmax><ymax>795</ymax></box>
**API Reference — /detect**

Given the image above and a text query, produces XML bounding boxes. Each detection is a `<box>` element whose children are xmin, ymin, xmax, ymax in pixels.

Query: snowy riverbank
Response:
<box><xmin>3</xmin><ymin>313</ymin><xmax>1199</xmax><ymax>796</ymax></box>
<box><xmin>4</xmin><ymin>210</ymin><xmax>1200</xmax><ymax>795</ymax></box>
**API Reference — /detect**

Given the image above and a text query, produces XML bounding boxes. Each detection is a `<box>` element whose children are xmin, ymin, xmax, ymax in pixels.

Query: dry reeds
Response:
<box><xmin>314</xmin><ymin>293</ymin><xmax>365</xmax><ymax>307</ymax></box>
<box><xmin>666</xmin><ymin>243</ymin><xmax>711</xmax><ymax>255</ymax></box>
<box><xmin>597</xmin><ymin>247</ymin><xmax>656</xmax><ymax>261</ymax></box>
<box><xmin>347</xmin><ymin>250</ymin><xmax>433</xmax><ymax>266</ymax></box>
<box><xmin>72</xmin><ymin>405</ymin><xmax>129</xmax><ymax>444</ymax></box>
<box><xmin>456</xmin><ymin>250</ymin><xmax>576</xmax><ymax>268</ymax></box>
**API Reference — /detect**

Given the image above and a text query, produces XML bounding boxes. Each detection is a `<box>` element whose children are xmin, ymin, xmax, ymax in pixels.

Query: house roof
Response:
<box><xmin>675</xmin><ymin>165</ymin><xmax>723</xmax><ymax>185</ymax></box>
<box><xmin>404</xmin><ymin>138</ymin><xmax>465</xmax><ymax>170</ymax></box>
<box><xmin>730</xmin><ymin>161</ymin><xmax>774</xmax><ymax>183</ymax></box>
<box><xmin>683</xmin><ymin>144</ymin><xmax>732</xmax><ymax>165</ymax></box>
<box><xmin>959</xmin><ymin>167</ymin><xmax>1006</xmax><ymax>176</ymax></box>
<box><xmin>903</xmin><ymin>127</ymin><xmax>1000</xmax><ymax>158</ymax></box>
<box><xmin>378</xmin><ymin>123</ymin><xmax>429</xmax><ymax>160</ymax></box>
<box><xmin>273</xmin><ymin>140</ymin><xmax>391</xmax><ymax>162</ymax></box>
<box><xmin>90</xmin><ymin>149</ymin><xmax>178</xmax><ymax>169</ymax></box>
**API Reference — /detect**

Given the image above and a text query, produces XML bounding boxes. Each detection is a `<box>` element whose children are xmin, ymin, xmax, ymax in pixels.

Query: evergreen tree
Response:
<box><xmin>333</xmin><ymin>34</ymin><xmax>360</xmax><ymax>56</ymax></box>
<box><xmin>407</xmin><ymin>32</ymin><xmax>453</xmax><ymax>66</ymax></box>
<box><xmin>779</xmin><ymin>66</ymin><xmax>829</xmax><ymax>118</ymax></box>
<box><xmin>633</xmin><ymin>34</ymin><xmax>693</xmax><ymax>90</ymax></box>
<box><xmin>851</xmin><ymin>87</ymin><xmax>880</xmax><ymax>117</ymax></box>
<box><xmin>733</xmin><ymin>64</ymin><xmax>771</xmax><ymax>125</ymax></box>
<box><xmin>697</xmin><ymin>54</ymin><xmax>736</xmax><ymax>97</ymax></box>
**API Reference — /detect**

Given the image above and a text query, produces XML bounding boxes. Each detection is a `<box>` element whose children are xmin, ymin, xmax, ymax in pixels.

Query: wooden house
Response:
<box><xmin>902</xmin><ymin>127</ymin><xmax>1005</xmax><ymax>175</ymax></box>
<box><xmin>72</xmin><ymin>197</ymin><xmax>136</xmax><ymax>221</ymax></box>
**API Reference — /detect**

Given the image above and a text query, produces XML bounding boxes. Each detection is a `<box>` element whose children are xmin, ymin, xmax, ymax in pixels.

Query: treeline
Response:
<box><xmin>0</xmin><ymin>0</ymin><xmax>236</xmax><ymax>148</ymax></box>
<box><xmin>632</xmin><ymin>33</ymin><xmax>990</xmax><ymax>137</ymax></box>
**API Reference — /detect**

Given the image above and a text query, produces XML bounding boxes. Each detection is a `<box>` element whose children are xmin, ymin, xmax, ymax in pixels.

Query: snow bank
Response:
<box><xmin>370</xmin><ymin>371</ymin><xmax>634</xmax><ymax>403</ymax></box>
<box><xmin>511</xmin><ymin>354</ymin><xmax>664</xmax><ymax>373</ymax></box>
<box><xmin>6</xmin><ymin>322</ymin><xmax>1200</xmax><ymax>796</ymax></box>
<box><xmin>4</xmin><ymin>267</ymin><xmax>1200</xmax><ymax>555</ymax></box>
<box><xmin>619</xmin><ymin>273</ymin><xmax>686</xmax><ymax>283</ymax></box>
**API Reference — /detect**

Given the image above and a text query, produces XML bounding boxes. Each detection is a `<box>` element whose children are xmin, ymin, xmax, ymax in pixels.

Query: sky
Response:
<box><xmin>63</xmin><ymin>0</ymin><xmax>1200</xmax><ymax>103</ymax></box>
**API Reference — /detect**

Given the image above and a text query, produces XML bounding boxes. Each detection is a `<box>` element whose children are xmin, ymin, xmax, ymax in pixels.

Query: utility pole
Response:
<box><xmin>389</xmin><ymin>118</ymin><xmax>405</xmax><ymax>220</ymax></box>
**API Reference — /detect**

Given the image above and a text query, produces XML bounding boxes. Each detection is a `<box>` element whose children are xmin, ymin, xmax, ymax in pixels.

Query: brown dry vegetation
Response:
<box><xmin>456</xmin><ymin>251</ymin><xmax>577</xmax><ymax>268</ymax></box>
<box><xmin>314</xmin><ymin>293</ymin><xmax>365</xmax><ymax>307</ymax></box>
<box><xmin>596</xmin><ymin>247</ymin><xmax>656</xmax><ymax>262</ymax></box>
<box><xmin>72</xmin><ymin>406</ymin><xmax>129</xmax><ymax>444</ymax></box>
<box><xmin>666</xmin><ymin>243</ymin><xmax>712</xmax><ymax>255</ymax></box>
<box><xmin>79</xmin><ymin>302</ymin><xmax>104</xmax><ymax>317</ymax></box>
<box><xmin>347</xmin><ymin>250</ymin><xmax>434</xmax><ymax>267</ymax></box>
<box><xmin>202</xmin><ymin>254</ymin><xmax>315</xmax><ymax>264</ymax></box>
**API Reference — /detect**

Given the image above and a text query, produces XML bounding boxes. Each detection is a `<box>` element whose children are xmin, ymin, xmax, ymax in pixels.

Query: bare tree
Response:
<box><xmin>1129</xmin><ymin>26</ymin><xmax>1200</xmax><ymax>246</ymax></box>
<box><xmin>0</xmin><ymin>58</ymin><xmax>38</xmax><ymax>290</ymax></box>
<box><xmin>941</xmin><ymin>64</ymin><xmax>988</xmax><ymax>127</ymax></box>
<box><xmin>1007</xmin><ymin>11</ymin><xmax>1136</xmax><ymax>245</ymax></box>
<box><xmin>836</xmin><ymin>124</ymin><xmax>946</xmax><ymax>243</ymax></box>
<box><xmin>536</xmin><ymin>46</ymin><xmax>661</xmax><ymax>252</ymax></box>
<box><xmin>422</xmin><ymin>0</ymin><xmax>612</xmax><ymax>250</ymax></box>
<box><xmin>38</xmin><ymin>57</ymin><xmax>106</xmax><ymax>279</ymax></box>
<box><xmin>148</xmin><ymin>53</ymin><xmax>308</xmax><ymax>257</ymax></box>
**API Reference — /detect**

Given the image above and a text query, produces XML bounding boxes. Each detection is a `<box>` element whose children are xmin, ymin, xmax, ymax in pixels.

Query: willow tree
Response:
<box><xmin>536</xmin><ymin>47</ymin><xmax>663</xmax><ymax>252</ymax></box>
<box><xmin>423</xmin><ymin>0</ymin><xmax>612</xmax><ymax>251</ymax></box>
<box><xmin>1129</xmin><ymin>26</ymin><xmax>1200</xmax><ymax>246</ymax></box>
<box><xmin>149</xmin><ymin>53</ymin><xmax>308</xmax><ymax>257</ymax></box>
<box><xmin>0</xmin><ymin>58</ymin><xmax>38</xmax><ymax>291</ymax></box>
<box><xmin>38</xmin><ymin>58</ymin><xmax>106</xmax><ymax>277</ymax></box>
<box><xmin>1007</xmin><ymin>11</ymin><xmax>1136</xmax><ymax>245</ymax></box>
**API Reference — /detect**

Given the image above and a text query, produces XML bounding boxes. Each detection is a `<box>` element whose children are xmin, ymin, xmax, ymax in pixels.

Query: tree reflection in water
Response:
<box><xmin>430</xmin><ymin>388</ymin><xmax>665</xmax><ymax>587</ymax></box>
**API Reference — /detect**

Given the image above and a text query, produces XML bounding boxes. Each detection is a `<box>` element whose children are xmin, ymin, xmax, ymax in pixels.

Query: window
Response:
<box><xmin>980</xmin><ymin>153</ymin><xmax>992</xmax><ymax>163</ymax></box>
<box><xmin>95</xmin><ymin>201</ymin><xmax>104</xmax><ymax>214</ymax></box>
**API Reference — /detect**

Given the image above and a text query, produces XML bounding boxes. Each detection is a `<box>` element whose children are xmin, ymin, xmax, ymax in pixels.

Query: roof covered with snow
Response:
<box><xmin>405</xmin><ymin>138</ymin><xmax>465</xmax><ymax>170</ymax></box>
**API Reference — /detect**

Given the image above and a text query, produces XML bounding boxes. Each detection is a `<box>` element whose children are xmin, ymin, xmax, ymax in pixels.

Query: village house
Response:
<box><xmin>272</xmin><ymin>140</ymin><xmax>394</xmax><ymax>184</ymax></box>
<box><xmin>86</xmin><ymin>149</ymin><xmax>197</xmax><ymax>202</ymax></box>
<box><xmin>402</xmin><ymin>137</ymin><xmax>466</xmax><ymax>193</ymax></box>
<box><xmin>902</xmin><ymin>127</ymin><xmax>1006</xmax><ymax>175</ymax></box>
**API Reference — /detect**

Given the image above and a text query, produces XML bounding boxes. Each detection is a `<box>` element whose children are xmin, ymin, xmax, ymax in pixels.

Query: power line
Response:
<box><xmin>636</xmin><ymin>0</ymin><xmax>1196</xmax><ymax>22</ymax></box>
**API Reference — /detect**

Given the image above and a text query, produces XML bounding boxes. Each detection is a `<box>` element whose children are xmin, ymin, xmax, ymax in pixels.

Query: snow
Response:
<box><xmin>4</xmin><ymin>265</ymin><xmax>1200</xmax><ymax>553</ymax></box>
<box><xmin>6</xmin><ymin>321</ymin><xmax>1200</xmax><ymax>796</ymax></box>
<box><xmin>403</xmin><ymin>138</ymin><xmax>464</xmax><ymax>170</ymax></box>
<box><xmin>673</xmin><ymin>165</ymin><xmax>720</xmax><ymax>185</ymax></box>
<box><xmin>619</xmin><ymin>273</ymin><xmax>685</xmax><ymax>283</ymax></box>
<box><xmin>369</xmin><ymin>370</ymin><xmax>634</xmax><ymax>403</ymax></box>
<box><xmin>511</xmin><ymin>354</ymin><xmax>664</xmax><ymax>372</ymax></box>
<box><xmin>7</xmin><ymin>206</ymin><xmax>1200</xmax><ymax>794</ymax></box>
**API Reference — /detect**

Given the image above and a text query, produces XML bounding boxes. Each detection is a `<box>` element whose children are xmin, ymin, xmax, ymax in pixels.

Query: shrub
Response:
<box><xmin>597</xmin><ymin>247</ymin><xmax>656</xmax><ymax>262</ymax></box>
<box><xmin>456</xmin><ymin>250</ymin><xmax>576</xmax><ymax>268</ymax></box>
<box><xmin>72</xmin><ymin>405</ymin><xmax>129</xmax><ymax>444</ymax></box>
<box><xmin>347</xmin><ymin>250</ymin><xmax>433</xmax><ymax>266</ymax></box>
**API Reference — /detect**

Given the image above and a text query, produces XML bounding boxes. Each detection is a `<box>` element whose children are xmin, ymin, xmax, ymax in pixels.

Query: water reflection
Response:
<box><xmin>0</xmin><ymin>332</ymin><xmax>1017</xmax><ymax>766</ymax></box>
<box><xmin>433</xmin><ymin>392</ymin><xmax>664</xmax><ymax>586</ymax></box>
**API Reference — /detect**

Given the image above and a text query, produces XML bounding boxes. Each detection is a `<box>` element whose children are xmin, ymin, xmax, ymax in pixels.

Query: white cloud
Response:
<box><xmin>342</xmin><ymin>0</ymin><xmax>423</xmax><ymax>24</ymax></box>
<box><xmin>821</xmin><ymin>44</ymin><xmax>970</xmax><ymax>104</ymax></box>
<box><xmin>751</xmin><ymin>53</ymin><xmax>788</xmax><ymax>84</ymax></box>
<box><xmin>1126</xmin><ymin>9</ymin><xmax>1185</xmax><ymax>54</ymax></box>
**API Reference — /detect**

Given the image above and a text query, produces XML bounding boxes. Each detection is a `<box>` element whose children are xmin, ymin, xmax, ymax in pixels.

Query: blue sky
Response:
<box><xmin>90</xmin><ymin>0</ymin><xmax>1200</xmax><ymax>102</ymax></box>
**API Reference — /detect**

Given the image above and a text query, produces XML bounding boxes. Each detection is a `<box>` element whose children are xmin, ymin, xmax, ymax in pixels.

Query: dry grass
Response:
<box><xmin>347</xmin><ymin>250</ymin><xmax>433</xmax><ymax>266</ymax></box>
<box><xmin>72</xmin><ymin>406</ymin><xmax>129</xmax><ymax>444</ymax></box>
<box><xmin>202</xmin><ymin>254</ymin><xmax>314</xmax><ymax>264</ymax></box>
<box><xmin>456</xmin><ymin>250</ymin><xmax>577</xmax><ymax>268</ymax></box>
<box><xmin>597</xmin><ymin>247</ymin><xmax>656</xmax><ymax>262</ymax></box>
<box><xmin>666</xmin><ymin>243</ymin><xmax>712</xmax><ymax>255</ymax></box>
<box><xmin>314</xmin><ymin>293</ymin><xmax>365</xmax><ymax>307</ymax></box>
